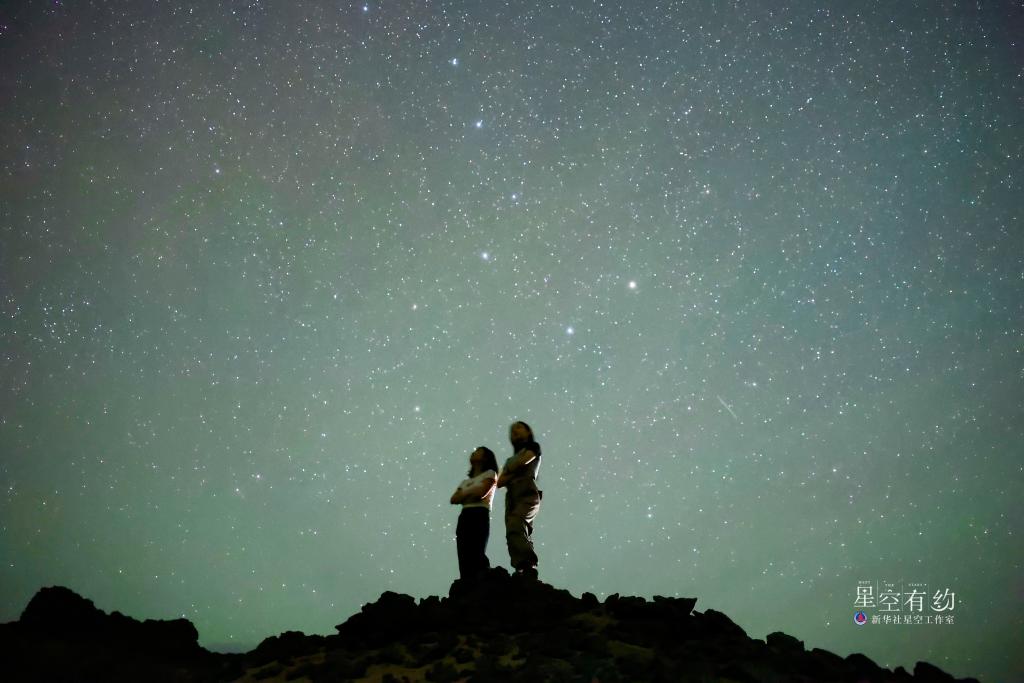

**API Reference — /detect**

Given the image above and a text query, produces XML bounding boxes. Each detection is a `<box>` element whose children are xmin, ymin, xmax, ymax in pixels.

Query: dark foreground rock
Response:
<box><xmin>0</xmin><ymin>575</ymin><xmax>982</xmax><ymax>682</ymax></box>
<box><xmin>0</xmin><ymin>585</ymin><xmax>243</xmax><ymax>682</ymax></box>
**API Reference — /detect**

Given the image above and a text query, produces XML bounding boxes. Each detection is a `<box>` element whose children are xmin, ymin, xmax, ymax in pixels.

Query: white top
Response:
<box><xmin>454</xmin><ymin>469</ymin><xmax>497</xmax><ymax>510</ymax></box>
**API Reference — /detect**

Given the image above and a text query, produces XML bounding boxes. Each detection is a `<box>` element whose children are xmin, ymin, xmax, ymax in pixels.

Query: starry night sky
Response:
<box><xmin>1</xmin><ymin>1</ymin><xmax>1022</xmax><ymax>681</ymax></box>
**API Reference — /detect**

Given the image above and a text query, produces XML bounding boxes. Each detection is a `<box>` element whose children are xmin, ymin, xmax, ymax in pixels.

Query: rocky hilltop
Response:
<box><xmin>0</xmin><ymin>571</ymin><xmax>981</xmax><ymax>682</ymax></box>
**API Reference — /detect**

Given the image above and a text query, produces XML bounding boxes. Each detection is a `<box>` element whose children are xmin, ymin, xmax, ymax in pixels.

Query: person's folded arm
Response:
<box><xmin>462</xmin><ymin>474</ymin><xmax>496</xmax><ymax>501</ymax></box>
<box><xmin>498</xmin><ymin>450</ymin><xmax>534</xmax><ymax>487</ymax></box>
<box><xmin>506</xmin><ymin>450</ymin><xmax>536</xmax><ymax>474</ymax></box>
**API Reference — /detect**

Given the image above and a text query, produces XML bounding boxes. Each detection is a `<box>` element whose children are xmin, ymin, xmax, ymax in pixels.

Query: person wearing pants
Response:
<box><xmin>450</xmin><ymin>446</ymin><xmax>498</xmax><ymax>583</ymax></box>
<box><xmin>497</xmin><ymin>421</ymin><xmax>543</xmax><ymax>578</ymax></box>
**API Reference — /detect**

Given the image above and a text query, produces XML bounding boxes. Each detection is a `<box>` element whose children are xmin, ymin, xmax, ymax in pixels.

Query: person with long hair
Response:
<box><xmin>449</xmin><ymin>446</ymin><xmax>499</xmax><ymax>583</ymax></box>
<box><xmin>497</xmin><ymin>421</ymin><xmax>542</xmax><ymax>579</ymax></box>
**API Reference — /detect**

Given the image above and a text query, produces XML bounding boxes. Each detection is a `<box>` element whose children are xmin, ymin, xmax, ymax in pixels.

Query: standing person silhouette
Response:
<box><xmin>449</xmin><ymin>447</ymin><xmax>498</xmax><ymax>583</ymax></box>
<box><xmin>497</xmin><ymin>421</ymin><xmax>542</xmax><ymax>579</ymax></box>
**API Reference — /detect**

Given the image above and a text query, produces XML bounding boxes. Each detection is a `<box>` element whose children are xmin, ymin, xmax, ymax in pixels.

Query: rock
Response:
<box><xmin>766</xmin><ymin>630</ymin><xmax>804</xmax><ymax>653</ymax></box>
<box><xmin>2</xmin><ymin>586</ymin><xmax>228</xmax><ymax>682</ymax></box>
<box><xmin>249</xmin><ymin>630</ymin><xmax>326</xmax><ymax>665</ymax></box>
<box><xmin>335</xmin><ymin>590</ymin><xmax>421</xmax><ymax>646</ymax></box>
<box><xmin>604</xmin><ymin>594</ymin><xmax>648</xmax><ymax>619</ymax></box>
<box><xmin>893</xmin><ymin>665</ymin><xmax>916</xmax><ymax>682</ymax></box>
<box><xmin>715</xmin><ymin>661</ymin><xmax>760</xmax><ymax>683</ymax></box>
<box><xmin>845</xmin><ymin>651</ymin><xmax>885</xmax><ymax>681</ymax></box>
<box><xmin>913</xmin><ymin>660</ymin><xmax>957</xmax><ymax>682</ymax></box>
<box><xmin>19</xmin><ymin>585</ymin><xmax>106</xmax><ymax>634</ymax></box>
<box><xmin>650</xmin><ymin>595</ymin><xmax>698</xmax><ymax>620</ymax></box>
<box><xmin>799</xmin><ymin>646</ymin><xmax>848</xmax><ymax>681</ymax></box>
<box><xmin>697</xmin><ymin>608</ymin><xmax>748</xmax><ymax>640</ymax></box>
<box><xmin>0</xmin><ymin>584</ymin><xmax>981</xmax><ymax>683</ymax></box>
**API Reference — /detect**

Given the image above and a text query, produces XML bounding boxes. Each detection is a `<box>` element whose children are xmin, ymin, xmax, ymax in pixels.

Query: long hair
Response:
<box><xmin>468</xmin><ymin>447</ymin><xmax>498</xmax><ymax>477</ymax></box>
<box><xmin>510</xmin><ymin>421</ymin><xmax>542</xmax><ymax>456</ymax></box>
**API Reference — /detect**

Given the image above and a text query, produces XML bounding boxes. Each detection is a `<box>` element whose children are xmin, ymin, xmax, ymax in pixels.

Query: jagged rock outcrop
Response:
<box><xmin>232</xmin><ymin>568</ymin><xmax>979</xmax><ymax>683</ymax></box>
<box><xmin>0</xmin><ymin>585</ymin><xmax>242</xmax><ymax>682</ymax></box>
<box><xmin>0</xmin><ymin>578</ymin><xmax>982</xmax><ymax>683</ymax></box>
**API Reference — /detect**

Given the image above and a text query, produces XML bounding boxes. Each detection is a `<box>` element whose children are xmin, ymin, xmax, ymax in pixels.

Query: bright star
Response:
<box><xmin>475</xmin><ymin>120</ymin><xmax>483</xmax><ymax>128</ymax></box>
<box><xmin>628</xmin><ymin>280</ymin><xmax>637</xmax><ymax>289</ymax></box>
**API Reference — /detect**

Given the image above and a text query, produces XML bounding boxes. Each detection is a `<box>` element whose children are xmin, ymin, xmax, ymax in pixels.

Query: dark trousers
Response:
<box><xmin>456</xmin><ymin>506</ymin><xmax>490</xmax><ymax>581</ymax></box>
<box><xmin>505</xmin><ymin>483</ymin><xmax>541</xmax><ymax>571</ymax></box>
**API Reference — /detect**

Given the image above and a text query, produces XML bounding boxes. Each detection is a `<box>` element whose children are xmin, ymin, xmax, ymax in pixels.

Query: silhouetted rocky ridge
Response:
<box><xmin>0</xmin><ymin>573</ymin><xmax>982</xmax><ymax>682</ymax></box>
